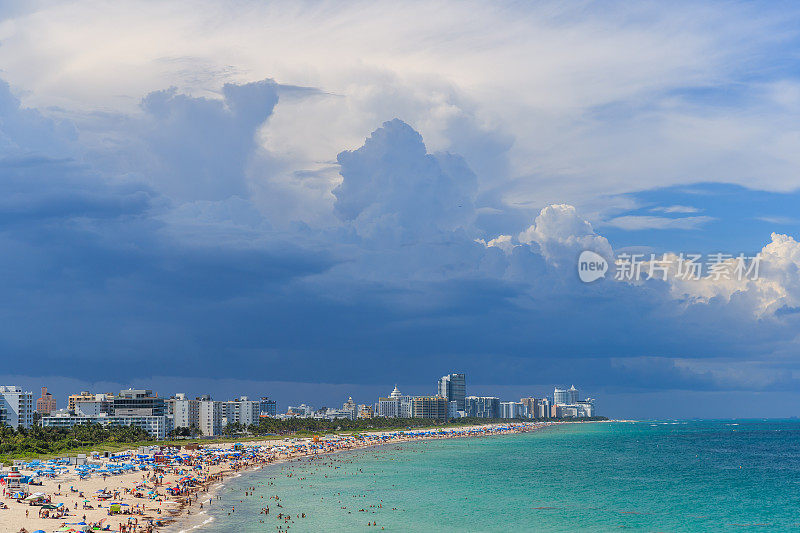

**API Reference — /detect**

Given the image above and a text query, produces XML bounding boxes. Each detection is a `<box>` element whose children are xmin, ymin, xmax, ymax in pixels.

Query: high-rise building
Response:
<box><xmin>553</xmin><ymin>387</ymin><xmax>569</xmax><ymax>405</ymax></box>
<box><xmin>36</xmin><ymin>387</ymin><xmax>57</xmax><ymax>415</ymax></box>
<box><xmin>412</xmin><ymin>396</ymin><xmax>448</xmax><ymax>419</ymax></box>
<box><xmin>287</xmin><ymin>404</ymin><xmax>314</xmax><ymax>417</ymax></box>
<box><xmin>113</xmin><ymin>389</ymin><xmax>165</xmax><ymax>417</ymax></box>
<box><xmin>399</xmin><ymin>395</ymin><xmax>413</xmax><ymax>418</ymax></box>
<box><xmin>377</xmin><ymin>385</ymin><xmax>402</xmax><ymax>418</ymax></box>
<box><xmin>342</xmin><ymin>397</ymin><xmax>357</xmax><ymax>419</ymax></box>
<box><xmin>259</xmin><ymin>397</ymin><xmax>277</xmax><ymax>417</ymax></box>
<box><xmin>198</xmin><ymin>398</ymin><xmax>223</xmax><ymax>436</ymax></box>
<box><xmin>465</xmin><ymin>396</ymin><xmax>500</xmax><ymax>418</ymax></box>
<box><xmin>500</xmin><ymin>401</ymin><xmax>515</xmax><ymax>419</ymax></box>
<box><xmin>43</xmin><ymin>388</ymin><xmax>169</xmax><ymax>439</ymax></box>
<box><xmin>74</xmin><ymin>394</ymin><xmax>114</xmax><ymax>416</ymax></box>
<box><xmin>521</xmin><ymin>397</ymin><xmax>554</xmax><ymax>419</ymax></box>
<box><xmin>225</xmin><ymin>397</ymin><xmax>261</xmax><ymax>427</ymax></box>
<box><xmin>167</xmin><ymin>393</ymin><xmax>200</xmax><ymax>430</ymax></box>
<box><xmin>377</xmin><ymin>396</ymin><xmax>399</xmax><ymax>417</ymax></box>
<box><xmin>377</xmin><ymin>385</ymin><xmax>414</xmax><ymax>418</ymax></box>
<box><xmin>568</xmin><ymin>385</ymin><xmax>579</xmax><ymax>404</ymax></box>
<box><xmin>438</xmin><ymin>373</ymin><xmax>466</xmax><ymax>411</ymax></box>
<box><xmin>68</xmin><ymin>391</ymin><xmax>96</xmax><ymax>411</ymax></box>
<box><xmin>0</xmin><ymin>386</ymin><xmax>34</xmax><ymax>429</ymax></box>
<box><xmin>537</xmin><ymin>398</ymin><xmax>551</xmax><ymax>419</ymax></box>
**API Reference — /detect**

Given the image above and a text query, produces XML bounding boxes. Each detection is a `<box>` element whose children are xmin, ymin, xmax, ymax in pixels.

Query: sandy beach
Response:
<box><xmin>1</xmin><ymin>422</ymin><xmax>548</xmax><ymax>533</ymax></box>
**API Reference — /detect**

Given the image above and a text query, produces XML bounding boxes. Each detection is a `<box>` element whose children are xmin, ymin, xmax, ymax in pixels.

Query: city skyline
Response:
<box><xmin>2</xmin><ymin>372</ymin><xmax>598</xmax><ymax>436</ymax></box>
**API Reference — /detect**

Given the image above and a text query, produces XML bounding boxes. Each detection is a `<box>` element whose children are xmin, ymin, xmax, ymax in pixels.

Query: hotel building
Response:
<box><xmin>41</xmin><ymin>411</ymin><xmax>169</xmax><ymax>439</ymax></box>
<box><xmin>166</xmin><ymin>393</ymin><xmax>200</xmax><ymax>430</ymax></box>
<box><xmin>465</xmin><ymin>396</ymin><xmax>500</xmax><ymax>418</ymax></box>
<box><xmin>0</xmin><ymin>385</ymin><xmax>34</xmax><ymax>429</ymax></box>
<box><xmin>412</xmin><ymin>396</ymin><xmax>448</xmax><ymax>419</ymax></box>
<box><xmin>36</xmin><ymin>387</ymin><xmax>57</xmax><ymax>415</ymax></box>
<box><xmin>224</xmin><ymin>397</ymin><xmax>261</xmax><ymax>427</ymax></box>
<box><xmin>41</xmin><ymin>388</ymin><xmax>170</xmax><ymax>439</ymax></box>
<box><xmin>259</xmin><ymin>397</ymin><xmax>277</xmax><ymax>417</ymax></box>
<box><xmin>198</xmin><ymin>397</ymin><xmax>223</xmax><ymax>436</ymax></box>
<box><xmin>438</xmin><ymin>373</ymin><xmax>466</xmax><ymax>411</ymax></box>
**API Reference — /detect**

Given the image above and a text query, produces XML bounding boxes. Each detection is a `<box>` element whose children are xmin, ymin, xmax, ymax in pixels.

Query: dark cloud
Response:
<box><xmin>1</xmin><ymin>76</ymin><xmax>799</xmax><ymax>417</ymax></box>
<box><xmin>133</xmin><ymin>79</ymin><xmax>279</xmax><ymax>201</ymax></box>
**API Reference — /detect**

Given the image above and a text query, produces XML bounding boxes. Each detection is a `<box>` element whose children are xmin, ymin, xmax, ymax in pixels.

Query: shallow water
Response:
<box><xmin>199</xmin><ymin>420</ymin><xmax>800</xmax><ymax>532</ymax></box>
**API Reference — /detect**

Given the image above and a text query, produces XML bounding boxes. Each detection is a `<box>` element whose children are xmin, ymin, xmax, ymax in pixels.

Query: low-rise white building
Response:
<box><xmin>40</xmin><ymin>411</ymin><xmax>169</xmax><ymax>439</ymax></box>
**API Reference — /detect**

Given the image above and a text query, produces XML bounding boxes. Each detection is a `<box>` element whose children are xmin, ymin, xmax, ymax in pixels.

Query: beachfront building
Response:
<box><xmin>198</xmin><ymin>398</ymin><xmax>223</xmax><ymax>436</ymax></box>
<box><xmin>520</xmin><ymin>397</ymin><xmax>538</xmax><ymax>418</ymax></box>
<box><xmin>553</xmin><ymin>385</ymin><xmax>580</xmax><ymax>406</ymax></box>
<box><xmin>39</xmin><ymin>388</ymin><xmax>171</xmax><ymax>438</ymax></box>
<box><xmin>400</xmin><ymin>395</ymin><xmax>413</xmax><ymax>417</ymax></box>
<box><xmin>438</xmin><ymin>373</ymin><xmax>466</xmax><ymax>411</ymax></box>
<box><xmin>40</xmin><ymin>411</ymin><xmax>169</xmax><ymax>439</ymax></box>
<box><xmin>500</xmin><ymin>401</ymin><xmax>529</xmax><ymax>419</ymax></box>
<box><xmin>550</xmin><ymin>385</ymin><xmax>595</xmax><ymax>418</ymax></box>
<box><xmin>465</xmin><ymin>396</ymin><xmax>500</xmax><ymax>418</ymax></box>
<box><xmin>412</xmin><ymin>396</ymin><xmax>448</xmax><ymax>419</ymax></box>
<box><xmin>377</xmin><ymin>397</ymin><xmax>399</xmax><ymax>417</ymax></box>
<box><xmin>113</xmin><ymin>389</ymin><xmax>165</xmax><ymax>417</ymax></box>
<box><xmin>260</xmin><ymin>397</ymin><xmax>277</xmax><ymax>417</ymax></box>
<box><xmin>224</xmin><ymin>397</ymin><xmax>261</xmax><ymax>427</ymax></box>
<box><xmin>342</xmin><ymin>396</ymin><xmax>357</xmax><ymax>419</ymax></box>
<box><xmin>166</xmin><ymin>393</ymin><xmax>200</xmax><ymax>430</ymax></box>
<box><xmin>0</xmin><ymin>385</ymin><xmax>34</xmax><ymax>429</ymax></box>
<box><xmin>553</xmin><ymin>387</ymin><xmax>569</xmax><ymax>405</ymax></box>
<box><xmin>558</xmin><ymin>399</ymin><xmax>596</xmax><ymax>418</ymax></box>
<box><xmin>317</xmin><ymin>398</ymin><xmax>359</xmax><ymax>420</ymax></box>
<box><xmin>358</xmin><ymin>404</ymin><xmax>374</xmax><ymax>418</ymax></box>
<box><xmin>36</xmin><ymin>387</ymin><xmax>57</xmax><ymax>414</ymax></box>
<box><xmin>568</xmin><ymin>385</ymin><xmax>579</xmax><ymax>404</ymax></box>
<box><xmin>286</xmin><ymin>404</ymin><xmax>314</xmax><ymax>417</ymax></box>
<box><xmin>68</xmin><ymin>391</ymin><xmax>98</xmax><ymax>411</ymax></box>
<box><xmin>537</xmin><ymin>398</ymin><xmax>551</xmax><ymax>418</ymax></box>
<box><xmin>520</xmin><ymin>397</ymin><xmax>553</xmax><ymax>419</ymax></box>
<box><xmin>377</xmin><ymin>385</ymin><xmax>406</xmax><ymax>418</ymax></box>
<box><xmin>73</xmin><ymin>393</ymin><xmax>114</xmax><ymax>416</ymax></box>
<box><xmin>448</xmin><ymin>401</ymin><xmax>466</xmax><ymax>419</ymax></box>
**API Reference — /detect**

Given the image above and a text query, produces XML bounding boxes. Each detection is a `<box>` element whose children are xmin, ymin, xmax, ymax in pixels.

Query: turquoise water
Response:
<box><xmin>202</xmin><ymin>421</ymin><xmax>800</xmax><ymax>532</ymax></box>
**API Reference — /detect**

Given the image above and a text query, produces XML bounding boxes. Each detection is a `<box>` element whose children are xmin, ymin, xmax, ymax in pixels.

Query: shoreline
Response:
<box><xmin>1</xmin><ymin>421</ymin><xmax>597</xmax><ymax>533</ymax></box>
<box><xmin>165</xmin><ymin>420</ymin><xmax>569</xmax><ymax>533</ymax></box>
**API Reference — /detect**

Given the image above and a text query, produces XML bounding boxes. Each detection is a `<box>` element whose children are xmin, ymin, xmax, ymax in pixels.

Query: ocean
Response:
<box><xmin>194</xmin><ymin>420</ymin><xmax>800</xmax><ymax>532</ymax></box>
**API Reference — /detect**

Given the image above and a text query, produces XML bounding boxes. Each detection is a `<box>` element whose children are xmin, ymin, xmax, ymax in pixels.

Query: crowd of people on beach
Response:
<box><xmin>1</xmin><ymin>422</ymin><xmax>544</xmax><ymax>532</ymax></box>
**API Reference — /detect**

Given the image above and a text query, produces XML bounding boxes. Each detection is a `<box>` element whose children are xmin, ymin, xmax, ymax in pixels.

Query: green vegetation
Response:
<box><xmin>0</xmin><ymin>423</ymin><xmax>151</xmax><ymax>464</ymax></box>
<box><xmin>1</xmin><ymin>416</ymin><xmax>607</xmax><ymax>465</ymax></box>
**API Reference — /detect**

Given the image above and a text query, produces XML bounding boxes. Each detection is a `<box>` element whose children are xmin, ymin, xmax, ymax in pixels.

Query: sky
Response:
<box><xmin>1</xmin><ymin>0</ymin><xmax>800</xmax><ymax>418</ymax></box>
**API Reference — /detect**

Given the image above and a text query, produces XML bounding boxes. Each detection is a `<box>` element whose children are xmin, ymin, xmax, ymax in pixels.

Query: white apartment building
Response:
<box><xmin>198</xmin><ymin>400</ymin><xmax>223</xmax><ymax>436</ymax></box>
<box><xmin>73</xmin><ymin>394</ymin><xmax>114</xmax><ymax>417</ymax></box>
<box><xmin>40</xmin><ymin>411</ymin><xmax>169</xmax><ymax>439</ymax></box>
<box><xmin>224</xmin><ymin>397</ymin><xmax>260</xmax><ymax>427</ymax></box>
<box><xmin>500</xmin><ymin>401</ymin><xmax>529</xmax><ymax>419</ymax></box>
<box><xmin>0</xmin><ymin>386</ymin><xmax>34</xmax><ymax>429</ymax></box>
<box><xmin>166</xmin><ymin>393</ymin><xmax>200</xmax><ymax>430</ymax></box>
